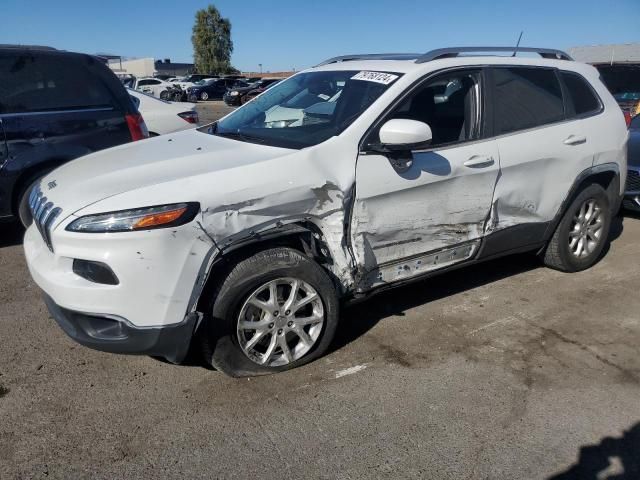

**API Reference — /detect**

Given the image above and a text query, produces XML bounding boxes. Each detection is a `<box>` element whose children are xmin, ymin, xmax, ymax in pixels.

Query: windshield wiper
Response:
<box><xmin>215</xmin><ymin>130</ymin><xmax>267</xmax><ymax>145</ymax></box>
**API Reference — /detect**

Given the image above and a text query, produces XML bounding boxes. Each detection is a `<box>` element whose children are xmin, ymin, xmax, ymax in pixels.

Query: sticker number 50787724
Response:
<box><xmin>351</xmin><ymin>71</ymin><xmax>399</xmax><ymax>85</ymax></box>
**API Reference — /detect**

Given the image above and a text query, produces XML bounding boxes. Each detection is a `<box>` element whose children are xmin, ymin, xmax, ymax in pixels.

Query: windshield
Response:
<box><xmin>207</xmin><ymin>70</ymin><xmax>400</xmax><ymax>149</ymax></box>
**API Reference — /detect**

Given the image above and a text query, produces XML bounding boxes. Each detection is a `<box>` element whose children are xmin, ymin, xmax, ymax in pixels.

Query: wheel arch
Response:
<box><xmin>193</xmin><ymin>220</ymin><xmax>346</xmax><ymax>316</ymax></box>
<box><xmin>542</xmin><ymin>163</ymin><xmax>621</xmax><ymax>245</ymax></box>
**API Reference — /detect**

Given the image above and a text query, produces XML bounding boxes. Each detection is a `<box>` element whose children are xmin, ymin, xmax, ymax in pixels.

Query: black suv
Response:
<box><xmin>0</xmin><ymin>45</ymin><xmax>147</xmax><ymax>226</ymax></box>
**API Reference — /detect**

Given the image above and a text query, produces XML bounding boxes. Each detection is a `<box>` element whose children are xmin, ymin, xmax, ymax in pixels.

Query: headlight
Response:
<box><xmin>230</xmin><ymin>91</ymin><xmax>239</xmax><ymax>96</ymax></box>
<box><xmin>66</xmin><ymin>203</ymin><xmax>199</xmax><ymax>233</ymax></box>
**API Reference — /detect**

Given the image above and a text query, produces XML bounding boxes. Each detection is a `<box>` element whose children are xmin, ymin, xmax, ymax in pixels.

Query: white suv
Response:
<box><xmin>24</xmin><ymin>47</ymin><xmax>628</xmax><ymax>377</ymax></box>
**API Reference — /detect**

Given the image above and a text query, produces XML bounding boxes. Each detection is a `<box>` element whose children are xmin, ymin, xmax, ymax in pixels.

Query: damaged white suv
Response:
<box><xmin>24</xmin><ymin>47</ymin><xmax>627</xmax><ymax>377</ymax></box>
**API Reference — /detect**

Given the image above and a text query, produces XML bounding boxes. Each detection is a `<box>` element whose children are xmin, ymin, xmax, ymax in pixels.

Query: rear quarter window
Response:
<box><xmin>0</xmin><ymin>52</ymin><xmax>117</xmax><ymax>114</ymax></box>
<box><xmin>560</xmin><ymin>71</ymin><xmax>602</xmax><ymax>117</ymax></box>
<box><xmin>492</xmin><ymin>67</ymin><xmax>564</xmax><ymax>135</ymax></box>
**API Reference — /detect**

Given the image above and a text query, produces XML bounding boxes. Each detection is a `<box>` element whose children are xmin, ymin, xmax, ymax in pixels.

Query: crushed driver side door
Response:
<box><xmin>350</xmin><ymin>68</ymin><xmax>500</xmax><ymax>291</ymax></box>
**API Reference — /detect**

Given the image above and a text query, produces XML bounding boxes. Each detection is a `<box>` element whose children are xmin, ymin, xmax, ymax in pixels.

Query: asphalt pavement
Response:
<box><xmin>1</xmin><ymin>102</ymin><xmax>639</xmax><ymax>479</ymax></box>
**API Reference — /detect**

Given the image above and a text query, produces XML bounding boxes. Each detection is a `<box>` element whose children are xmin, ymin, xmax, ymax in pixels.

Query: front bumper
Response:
<box><xmin>44</xmin><ymin>294</ymin><xmax>198</xmax><ymax>363</ymax></box>
<box><xmin>624</xmin><ymin>167</ymin><xmax>640</xmax><ymax>211</ymax></box>
<box><xmin>24</xmin><ymin>216</ymin><xmax>213</xmax><ymax>329</ymax></box>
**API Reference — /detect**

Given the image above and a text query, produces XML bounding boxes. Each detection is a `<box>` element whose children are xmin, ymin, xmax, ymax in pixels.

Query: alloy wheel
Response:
<box><xmin>237</xmin><ymin>278</ymin><xmax>325</xmax><ymax>367</ymax></box>
<box><xmin>569</xmin><ymin>198</ymin><xmax>604</xmax><ymax>258</ymax></box>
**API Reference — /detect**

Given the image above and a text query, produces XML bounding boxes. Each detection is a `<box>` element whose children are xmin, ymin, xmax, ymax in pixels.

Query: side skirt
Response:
<box><xmin>350</xmin><ymin>222</ymin><xmax>549</xmax><ymax>303</ymax></box>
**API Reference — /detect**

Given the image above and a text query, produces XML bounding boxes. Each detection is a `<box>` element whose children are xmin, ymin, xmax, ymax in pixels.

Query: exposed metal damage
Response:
<box><xmin>194</xmin><ymin>179</ymin><xmax>357</xmax><ymax>292</ymax></box>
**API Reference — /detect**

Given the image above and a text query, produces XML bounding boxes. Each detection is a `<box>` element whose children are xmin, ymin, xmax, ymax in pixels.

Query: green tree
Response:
<box><xmin>191</xmin><ymin>5</ymin><xmax>234</xmax><ymax>75</ymax></box>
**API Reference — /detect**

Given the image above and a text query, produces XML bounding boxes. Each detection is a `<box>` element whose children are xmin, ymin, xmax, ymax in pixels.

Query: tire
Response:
<box><xmin>17</xmin><ymin>175</ymin><xmax>47</xmax><ymax>227</ymax></box>
<box><xmin>543</xmin><ymin>184</ymin><xmax>611</xmax><ymax>272</ymax></box>
<box><xmin>159</xmin><ymin>90</ymin><xmax>169</xmax><ymax>100</ymax></box>
<box><xmin>200</xmin><ymin>248</ymin><xmax>339</xmax><ymax>377</ymax></box>
<box><xmin>200</xmin><ymin>92</ymin><xmax>209</xmax><ymax>101</ymax></box>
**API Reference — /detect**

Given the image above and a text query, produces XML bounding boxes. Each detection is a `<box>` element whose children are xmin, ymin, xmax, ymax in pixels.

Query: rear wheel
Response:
<box><xmin>543</xmin><ymin>184</ymin><xmax>611</xmax><ymax>272</ymax></box>
<box><xmin>200</xmin><ymin>248</ymin><xmax>339</xmax><ymax>377</ymax></box>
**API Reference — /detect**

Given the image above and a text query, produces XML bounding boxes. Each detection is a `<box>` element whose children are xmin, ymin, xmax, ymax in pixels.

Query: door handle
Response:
<box><xmin>563</xmin><ymin>135</ymin><xmax>587</xmax><ymax>146</ymax></box>
<box><xmin>464</xmin><ymin>155</ymin><xmax>495</xmax><ymax>168</ymax></box>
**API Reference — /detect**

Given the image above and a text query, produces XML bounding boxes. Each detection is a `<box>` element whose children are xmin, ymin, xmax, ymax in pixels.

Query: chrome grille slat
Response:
<box><xmin>28</xmin><ymin>184</ymin><xmax>61</xmax><ymax>253</ymax></box>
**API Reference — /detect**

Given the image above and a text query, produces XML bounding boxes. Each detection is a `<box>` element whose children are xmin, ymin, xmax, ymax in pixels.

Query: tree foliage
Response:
<box><xmin>191</xmin><ymin>5</ymin><xmax>234</xmax><ymax>75</ymax></box>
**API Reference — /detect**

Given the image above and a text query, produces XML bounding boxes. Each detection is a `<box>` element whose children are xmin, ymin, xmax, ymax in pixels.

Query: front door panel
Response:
<box><xmin>351</xmin><ymin>139</ymin><xmax>500</xmax><ymax>271</ymax></box>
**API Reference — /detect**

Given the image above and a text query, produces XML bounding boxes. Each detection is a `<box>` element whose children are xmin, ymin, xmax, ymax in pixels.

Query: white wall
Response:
<box><xmin>108</xmin><ymin>58</ymin><xmax>155</xmax><ymax>77</ymax></box>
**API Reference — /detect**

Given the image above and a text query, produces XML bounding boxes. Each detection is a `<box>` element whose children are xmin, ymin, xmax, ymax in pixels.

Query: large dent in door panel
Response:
<box><xmin>351</xmin><ymin>169</ymin><xmax>496</xmax><ymax>268</ymax></box>
<box><xmin>488</xmin><ymin>152</ymin><xmax>595</xmax><ymax>232</ymax></box>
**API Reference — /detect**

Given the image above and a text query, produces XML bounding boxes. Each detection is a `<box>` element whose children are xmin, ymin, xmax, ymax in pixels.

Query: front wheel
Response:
<box><xmin>159</xmin><ymin>90</ymin><xmax>169</xmax><ymax>100</ymax></box>
<box><xmin>200</xmin><ymin>248</ymin><xmax>339</xmax><ymax>377</ymax></box>
<box><xmin>543</xmin><ymin>184</ymin><xmax>611</xmax><ymax>272</ymax></box>
<box><xmin>200</xmin><ymin>92</ymin><xmax>209</xmax><ymax>101</ymax></box>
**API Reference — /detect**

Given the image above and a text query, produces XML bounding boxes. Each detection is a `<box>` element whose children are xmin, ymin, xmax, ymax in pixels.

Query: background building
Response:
<box><xmin>568</xmin><ymin>43</ymin><xmax>640</xmax><ymax>95</ymax></box>
<box><xmin>105</xmin><ymin>56</ymin><xmax>194</xmax><ymax>77</ymax></box>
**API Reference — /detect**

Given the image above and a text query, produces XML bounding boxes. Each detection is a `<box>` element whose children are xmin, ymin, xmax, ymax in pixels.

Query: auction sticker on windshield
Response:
<box><xmin>351</xmin><ymin>71</ymin><xmax>399</xmax><ymax>85</ymax></box>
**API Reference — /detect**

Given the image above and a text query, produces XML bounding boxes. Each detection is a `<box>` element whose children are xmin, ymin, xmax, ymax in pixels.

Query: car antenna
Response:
<box><xmin>512</xmin><ymin>31</ymin><xmax>524</xmax><ymax>57</ymax></box>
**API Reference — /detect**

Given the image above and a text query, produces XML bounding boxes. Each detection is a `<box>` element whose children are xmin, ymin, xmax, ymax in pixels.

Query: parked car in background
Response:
<box><xmin>0</xmin><ymin>45</ymin><xmax>147</xmax><ymax>226</ymax></box>
<box><xmin>624</xmin><ymin>114</ymin><xmax>640</xmax><ymax>211</ymax></box>
<box><xmin>614</xmin><ymin>92</ymin><xmax>640</xmax><ymax>126</ymax></box>
<box><xmin>223</xmin><ymin>78</ymin><xmax>281</xmax><ymax>106</ymax></box>
<box><xmin>23</xmin><ymin>47</ymin><xmax>627</xmax><ymax>377</ymax></box>
<box><xmin>128</xmin><ymin>89</ymin><xmax>198</xmax><ymax>136</ymax></box>
<box><xmin>172</xmin><ymin>74</ymin><xmax>217</xmax><ymax>90</ymax></box>
<box><xmin>187</xmin><ymin>78</ymin><xmax>248</xmax><ymax>101</ymax></box>
<box><xmin>132</xmin><ymin>77</ymin><xmax>174</xmax><ymax>99</ymax></box>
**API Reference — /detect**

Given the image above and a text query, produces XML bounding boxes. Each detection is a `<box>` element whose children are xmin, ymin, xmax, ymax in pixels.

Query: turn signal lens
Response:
<box><xmin>133</xmin><ymin>207</ymin><xmax>187</xmax><ymax>229</ymax></box>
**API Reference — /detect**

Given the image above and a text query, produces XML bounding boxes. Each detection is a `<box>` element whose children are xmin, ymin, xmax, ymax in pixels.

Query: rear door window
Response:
<box><xmin>491</xmin><ymin>67</ymin><xmax>564</xmax><ymax>135</ymax></box>
<box><xmin>560</xmin><ymin>71</ymin><xmax>602</xmax><ymax>117</ymax></box>
<box><xmin>0</xmin><ymin>53</ymin><xmax>116</xmax><ymax>114</ymax></box>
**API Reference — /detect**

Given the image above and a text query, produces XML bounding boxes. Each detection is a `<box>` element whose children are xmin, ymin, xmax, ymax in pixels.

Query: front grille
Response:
<box><xmin>28</xmin><ymin>184</ymin><xmax>62</xmax><ymax>252</ymax></box>
<box><xmin>626</xmin><ymin>170</ymin><xmax>640</xmax><ymax>193</ymax></box>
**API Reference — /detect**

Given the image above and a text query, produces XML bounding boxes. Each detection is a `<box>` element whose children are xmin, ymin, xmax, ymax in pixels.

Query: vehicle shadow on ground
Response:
<box><xmin>0</xmin><ymin>222</ymin><xmax>23</xmax><ymax>249</ymax></box>
<box><xmin>333</xmin><ymin>214</ymin><xmax>626</xmax><ymax>354</ymax></box>
<box><xmin>548</xmin><ymin>422</ymin><xmax>640</xmax><ymax>479</ymax></box>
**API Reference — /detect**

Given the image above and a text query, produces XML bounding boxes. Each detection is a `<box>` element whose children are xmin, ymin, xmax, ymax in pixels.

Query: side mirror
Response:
<box><xmin>376</xmin><ymin>119</ymin><xmax>432</xmax><ymax>151</ymax></box>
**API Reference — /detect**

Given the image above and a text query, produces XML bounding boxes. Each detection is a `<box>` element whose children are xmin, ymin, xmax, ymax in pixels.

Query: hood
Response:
<box><xmin>40</xmin><ymin>129</ymin><xmax>293</xmax><ymax>224</ymax></box>
<box><xmin>629</xmin><ymin>129</ymin><xmax>640</xmax><ymax>167</ymax></box>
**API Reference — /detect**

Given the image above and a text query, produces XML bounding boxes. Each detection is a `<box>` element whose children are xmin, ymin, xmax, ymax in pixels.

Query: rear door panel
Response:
<box><xmin>488</xmin><ymin>66</ymin><xmax>594</xmax><ymax>232</ymax></box>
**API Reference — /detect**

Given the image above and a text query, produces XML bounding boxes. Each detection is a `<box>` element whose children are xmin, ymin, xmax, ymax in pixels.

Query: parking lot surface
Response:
<box><xmin>1</xmin><ymin>103</ymin><xmax>639</xmax><ymax>480</ymax></box>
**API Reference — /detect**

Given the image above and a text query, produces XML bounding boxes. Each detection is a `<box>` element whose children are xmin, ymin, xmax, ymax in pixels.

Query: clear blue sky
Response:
<box><xmin>2</xmin><ymin>0</ymin><xmax>638</xmax><ymax>72</ymax></box>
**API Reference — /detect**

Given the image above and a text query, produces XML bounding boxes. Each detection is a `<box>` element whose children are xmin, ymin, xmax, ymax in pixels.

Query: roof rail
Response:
<box><xmin>316</xmin><ymin>53</ymin><xmax>421</xmax><ymax>67</ymax></box>
<box><xmin>0</xmin><ymin>44</ymin><xmax>57</xmax><ymax>51</ymax></box>
<box><xmin>415</xmin><ymin>47</ymin><xmax>573</xmax><ymax>63</ymax></box>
